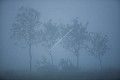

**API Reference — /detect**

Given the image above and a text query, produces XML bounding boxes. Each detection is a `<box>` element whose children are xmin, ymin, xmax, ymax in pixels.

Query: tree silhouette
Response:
<box><xmin>42</xmin><ymin>20</ymin><xmax>60</xmax><ymax>67</ymax></box>
<box><xmin>88</xmin><ymin>32</ymin><xmax>109</xmax><ymax>71</ymax></box>
<box><xmin>62</xmin><ymin>18</ymin><xmax>90</xmax><ymax>71</ymax></box>
<box><xmin>10</xmin><ymin>7</ymin><xmax>42</xmax><ymax>73</ymax></box>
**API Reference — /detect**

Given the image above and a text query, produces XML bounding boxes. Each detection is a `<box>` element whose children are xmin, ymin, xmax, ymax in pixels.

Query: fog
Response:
<box><xmin>0</xmin><ymin>0</ymin><xmax>120</xmax><ymax>80</ymax></box>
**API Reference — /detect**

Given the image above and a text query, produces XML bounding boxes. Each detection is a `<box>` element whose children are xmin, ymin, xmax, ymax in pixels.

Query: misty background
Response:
<box><xmin>0</xmin><ymin>0</ymin><xmax>120</xmax><ymax>79</ymax></box>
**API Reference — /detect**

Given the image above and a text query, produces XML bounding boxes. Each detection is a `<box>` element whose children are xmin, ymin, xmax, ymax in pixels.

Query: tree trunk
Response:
<box><xmin>50</xmin><ymin>50</ymin><xmax>53</xmax><ymax>68</ymax></box>
<box><xmin>76</xmin><ymin>53</ymin><xmax>79</xmax><ymax>72</ymax></box>
<box><xmin>29</xmin><ymin>43</ymin><xmax>32</xmax><ymax>73</ymax></box>
<box><xmin>99</xmin><ymin>56</ymin><xmax>102</xmax><ymax>71</ymax></box>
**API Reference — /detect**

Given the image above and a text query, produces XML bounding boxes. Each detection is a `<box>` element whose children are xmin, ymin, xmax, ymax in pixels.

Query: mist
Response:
<box><xmin>0</xmin><ymin>0</ymin><xmax>120</xmax><ymax>80</ymax></box>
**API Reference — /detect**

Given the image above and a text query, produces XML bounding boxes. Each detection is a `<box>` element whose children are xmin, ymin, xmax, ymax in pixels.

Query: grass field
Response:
<box><xmin>0</xmin><ymin>68</ymin><xmax>120</xmax><ymax>80</ymax></box>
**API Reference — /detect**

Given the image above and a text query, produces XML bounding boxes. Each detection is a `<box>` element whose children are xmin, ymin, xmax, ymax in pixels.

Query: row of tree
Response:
<box><xmin>10</xmin><ymin>7</ymin><xmax>109</xmax><ymax>73</ymax></box>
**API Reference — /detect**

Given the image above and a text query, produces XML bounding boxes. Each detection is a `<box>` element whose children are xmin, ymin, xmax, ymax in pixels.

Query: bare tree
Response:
<box><xmin>62</xmin><ymin>18</ymin><xmax>90</xmax><ymax>71</ymax></box>
<box><xmin>10</xmin><ymin>7</ymin><xmax>42</xmax><ymax>73</ymax></box>
<box><xmin>88</xmin><ymin>32</ymin><xmax>109</xmax><ymax>71</ymax></box>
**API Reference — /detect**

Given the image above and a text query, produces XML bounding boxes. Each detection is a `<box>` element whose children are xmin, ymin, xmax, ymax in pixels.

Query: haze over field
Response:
<box><xmin>0</xmin><ymin>0</ymin><xmax>120</xmax><ymax>80</ymax></box>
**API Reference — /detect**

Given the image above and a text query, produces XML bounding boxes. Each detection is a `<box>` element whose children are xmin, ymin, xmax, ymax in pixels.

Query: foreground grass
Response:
<box><xmin>0</xmin><ymin>69</ymin><xmax>120</xmax><ymax>80</ymax></box>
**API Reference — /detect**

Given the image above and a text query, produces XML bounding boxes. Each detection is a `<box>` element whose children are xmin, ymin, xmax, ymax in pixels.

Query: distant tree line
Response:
<box><xmin>11</xmin><ymin>7</ymin><xmax>109</xmax><ymax>75</ymax></box>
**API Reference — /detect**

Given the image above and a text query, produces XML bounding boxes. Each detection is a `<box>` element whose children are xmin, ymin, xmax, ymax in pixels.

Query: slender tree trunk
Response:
<box><xmin>76</xmin><ymin>53</ymin><xmax>79</xmax><ymax>72</ymax></box>
<box><xmin>99</xmin><ymin>56</ymin><xmax>102</xmax><ymax>71</ymax></box>
<box><xmin>29</xmin><ymin>43</ymin><xmax>32</xmax><ymax>73</ymax></box>
<box><xmin>50</xmin><ymin>50</ymin><xmax>53</xmax><ymax>68</ymax></box>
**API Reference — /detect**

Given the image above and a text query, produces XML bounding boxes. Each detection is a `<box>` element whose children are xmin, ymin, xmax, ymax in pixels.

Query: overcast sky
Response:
<box><xmin>0</xmin><ymin>0</ymin><xmax>120</xmax><ymax>72</ymax></box>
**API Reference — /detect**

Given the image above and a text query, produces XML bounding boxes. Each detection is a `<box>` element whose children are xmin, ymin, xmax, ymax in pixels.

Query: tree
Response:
<box><xmin>88</xmin><ymin>32</ymin><xmax>109</xmax><ymax>71</ymax></box>
<box><xmin>42</xmin><ymin>20</ymin><xmax>60</xmax><ymax>67</ymax></box>
<box><xmin>62</xmin><ymin>18</ymin><xmax>90</xmax><ymax>71</ymax></box>
<box><xmin>10</xmin><ymin>7</ymin><xmax>42</xmax><ymax>73</ymax></box>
